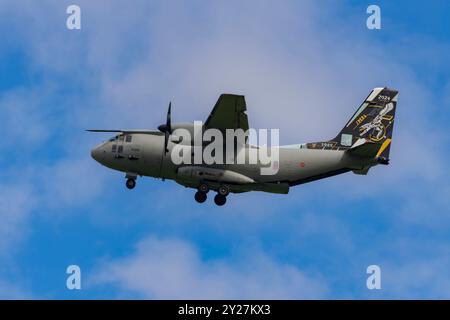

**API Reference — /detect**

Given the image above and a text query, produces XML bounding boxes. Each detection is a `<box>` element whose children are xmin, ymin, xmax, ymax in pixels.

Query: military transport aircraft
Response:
<box><xmin>89</xmin><ymin>87</ymin><xmax>398</xmax><ymax>206</ymax></box>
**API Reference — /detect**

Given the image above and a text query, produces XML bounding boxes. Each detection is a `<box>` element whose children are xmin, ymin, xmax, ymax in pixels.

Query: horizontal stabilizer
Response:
<box><xmin>352</xmin><ymin>167</ymin><xmax>371</xmax><ymax>175</ymax></box>
<box><xmin>346</xmin><ymin>139</ymin><xmax>382</xmax><ymax>158</ymax></box>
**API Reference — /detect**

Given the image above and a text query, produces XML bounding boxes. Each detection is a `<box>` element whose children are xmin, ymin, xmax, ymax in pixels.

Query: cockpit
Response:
<box><xmin>108</xmin><ymin>134</ymin><xmax>133</xmax><ymax>143</ymax></box>
<box><xmin>91</xmin><ymin>133</ymin><xmax>138</xmax><ymax>165</ymax></box>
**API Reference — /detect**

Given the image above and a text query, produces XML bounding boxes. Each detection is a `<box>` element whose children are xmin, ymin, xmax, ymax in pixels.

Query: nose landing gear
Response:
<box><xmin>126</xmin><ymin>178</ymin><xmax>136</xmax><ymax>189</ymax></box>
<box><xmin>125</xmin><ymin>173</ymin><xmax>137</xmax><ymax>190</ymax></box>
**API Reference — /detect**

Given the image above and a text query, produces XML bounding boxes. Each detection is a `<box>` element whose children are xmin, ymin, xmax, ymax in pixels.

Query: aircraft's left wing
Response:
<box><xmin>87</xmin><ymin>129</ymin><xmax>164</xmax><ymax>135</ymax></box>
<box><xmin>204</xmin><ymin>94</ymin><xmax>249</xmax><ymax>132</ymax></box>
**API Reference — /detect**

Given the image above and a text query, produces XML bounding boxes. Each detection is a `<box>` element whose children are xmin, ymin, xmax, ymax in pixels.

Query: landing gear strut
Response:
<box><xmin>126</xmin><ymin>178</ymin><xmax>136</xmax><ymax>189</ymax></box>
<box><xmin>194</xmin><ymin>183</ymin><xmax>209</xmax><ymax>203</ymax></box>
<box><xmin>198</xmin><ymin>183</ymin><xmax>209</xmax><ymax>193</ymax></box>
<box><xmin>218</xmin><ymin>185</ymin><xmax>230</xmax><ymax>197</ymax></box>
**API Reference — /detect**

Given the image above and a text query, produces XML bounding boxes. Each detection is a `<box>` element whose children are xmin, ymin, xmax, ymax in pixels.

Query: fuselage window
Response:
<box><xmin>112</xmin><ymin>144</ymin><xmax>117</xmax><ymax>152</ymax></box>
<box><xmin>118</xmin><ymin>145</ymin><xmax>123</xmax><ymax>153</ymax></box>
<box><xmin>126</xmin><ymin>135</ymin><xmax>132</xmax><ymax>143</ymax></box>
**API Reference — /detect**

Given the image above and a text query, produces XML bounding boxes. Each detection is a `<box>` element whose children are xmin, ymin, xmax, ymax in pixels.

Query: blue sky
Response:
<box><xmin>0</xmin><ymin>0</ymin><xmax>449</xmax><ymax>299</ymax></box>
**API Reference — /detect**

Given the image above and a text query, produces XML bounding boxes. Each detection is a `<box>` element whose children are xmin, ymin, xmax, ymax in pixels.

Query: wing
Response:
<box><xmin>204</xmin><ymin>94</ymin><xmax>249</xmax><ymax>132</ymax></box>
<box><xmin>87</xmin><ymin>129</ymin><xmax>164</xmax><ymax>135</ymax></box>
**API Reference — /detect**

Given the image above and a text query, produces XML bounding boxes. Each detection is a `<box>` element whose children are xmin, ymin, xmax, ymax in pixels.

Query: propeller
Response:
<box><xmin>158</xmin><ymin>102</ymin><xmax>172</xmax><ymax>153</ymax></box>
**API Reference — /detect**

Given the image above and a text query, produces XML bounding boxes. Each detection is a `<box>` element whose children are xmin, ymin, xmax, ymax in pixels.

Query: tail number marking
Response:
<box><xmin>378</xmin><ymin>95</ymin><xmax>391</xmax><ymax>102</ymax></box>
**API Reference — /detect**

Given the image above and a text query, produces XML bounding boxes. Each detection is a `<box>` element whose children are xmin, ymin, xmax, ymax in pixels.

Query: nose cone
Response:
<box><xmin>158</xmin><ymin>124</ymin><xmax>167</xmax><ymax>132</ymax></box>
<box><xmin>91</xmin><ymin>147</ymin><xmax>100</xmax><ymax>161</ymax></box>
<box><xmin>91</xmin><ymin>143</ymin><xmax>105</xmax><ymax>163</ymax></box>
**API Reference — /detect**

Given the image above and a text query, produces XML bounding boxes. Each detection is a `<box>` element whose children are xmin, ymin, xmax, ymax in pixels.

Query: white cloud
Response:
<box><xmin>0</xmin><ymin>88</ymin><xmax>50</xmax><ymax>149</ymax></box>
<box><xmin>0</xmin><ymin>185</ymin><xmax>35</xmax><ymax>256</ymax></box>
<box><xmin>0</xmin><ymin>279</ymin><xmax>30</xmax><ymax>299</ymax></box>
<box><xmin>93</xmin><ymin>235</ymin><xmax>328</xmax><ymax>299</ymax></box>
<box><xmin>36</xmin><ymin>157</ymin><xmax>108</xmax><ymax>210</ymax></box>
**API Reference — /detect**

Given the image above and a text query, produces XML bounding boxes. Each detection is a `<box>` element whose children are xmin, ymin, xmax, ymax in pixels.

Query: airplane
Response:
<box><xmin>88</xmin><ymin>87</ymin><xmax>398</xmax><ymax>206</ymax></box>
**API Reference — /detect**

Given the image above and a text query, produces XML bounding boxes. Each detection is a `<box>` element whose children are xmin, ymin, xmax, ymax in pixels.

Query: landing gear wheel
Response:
<box><xmin>194</xmin><ymin>191</ymin><xmax>207</xmax><ymax>203</ymax></box>
<box><xmin>126</xmin><ymin>178</ymin><xmax>136</xmax><ymax>189</ymax></box>
<box><xmin>218</xmin><ymin>185</ymin><xmax>230</xmax><ymax>196</ymax></box>
<box><xmin>214</xmin><ymin>194</ymin><xmax>227</xmax><ymax>206</ymax></box>
<box><xmin>198</xmin><ymin>183</ymin><xmax>209</xmax><ymax>193</ymax></box>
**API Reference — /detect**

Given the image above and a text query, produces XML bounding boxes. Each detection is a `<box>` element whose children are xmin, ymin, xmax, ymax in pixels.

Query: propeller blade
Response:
<box><xmin>158</xmin><ymin>102</ymin><xmax>172</xmax><ymax>134</ymax></box>
<box><xmin>164</xmin><ymin>131</ymin><xmax>169</xmax><ymax>153</ymax></box>
<box><xmin>166</xmin><ymin>102</ymin><xmax>172</xmax><ymax>133</ymax></box>
<box><xmin>162</xmin><ymin>102</ymin><xmax>172</xmax><ymax>154</ymax></box>
<box><xmin>87</xmin><ymin>129</ymin><xmax>163</xmax><ymax>135</ymax></box>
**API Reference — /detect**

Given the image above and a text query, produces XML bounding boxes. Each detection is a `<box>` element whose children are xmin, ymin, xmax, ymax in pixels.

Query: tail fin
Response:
<box><xmin>332</xmin><ymin>87</ymin><xmax>398</xmax><ymax>161</ymax></box>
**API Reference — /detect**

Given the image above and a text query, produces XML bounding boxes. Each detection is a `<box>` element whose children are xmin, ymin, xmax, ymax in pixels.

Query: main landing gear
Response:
<box><xmin>195</xmin><ymin>183</ymin><xmax>230</xmax><ymax>206</ymax></box>
<box><xmin>194</xmin><ymin>183</ymin><xmax>209</xmax><ymax>204</ymax></box>
<box><xmin>214</xmin><ymin>185</ymin><xmax>229</xmax><ymax>206</ymax></box>
<box><xmin>214</xmin><ymin>194</ymin><xmax>226</xmax><ymax>206</ymax></box>
<box><xmin>194</xmin><ymin>191</ymin><xmax>207</xmax><ymax>203</ymax></box>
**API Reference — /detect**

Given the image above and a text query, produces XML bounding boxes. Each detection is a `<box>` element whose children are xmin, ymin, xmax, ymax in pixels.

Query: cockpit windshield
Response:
<box><xmin>108</xmin><ymin>134</ymin><xmax>123</xmax><ymax>142</ymax></box>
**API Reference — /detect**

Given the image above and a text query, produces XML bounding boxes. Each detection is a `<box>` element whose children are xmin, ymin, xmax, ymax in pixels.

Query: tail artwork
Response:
<box><xmin>331</xmin><ymin>87</ymin><xmax>398</xmax><ymax>162</ymax></box>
